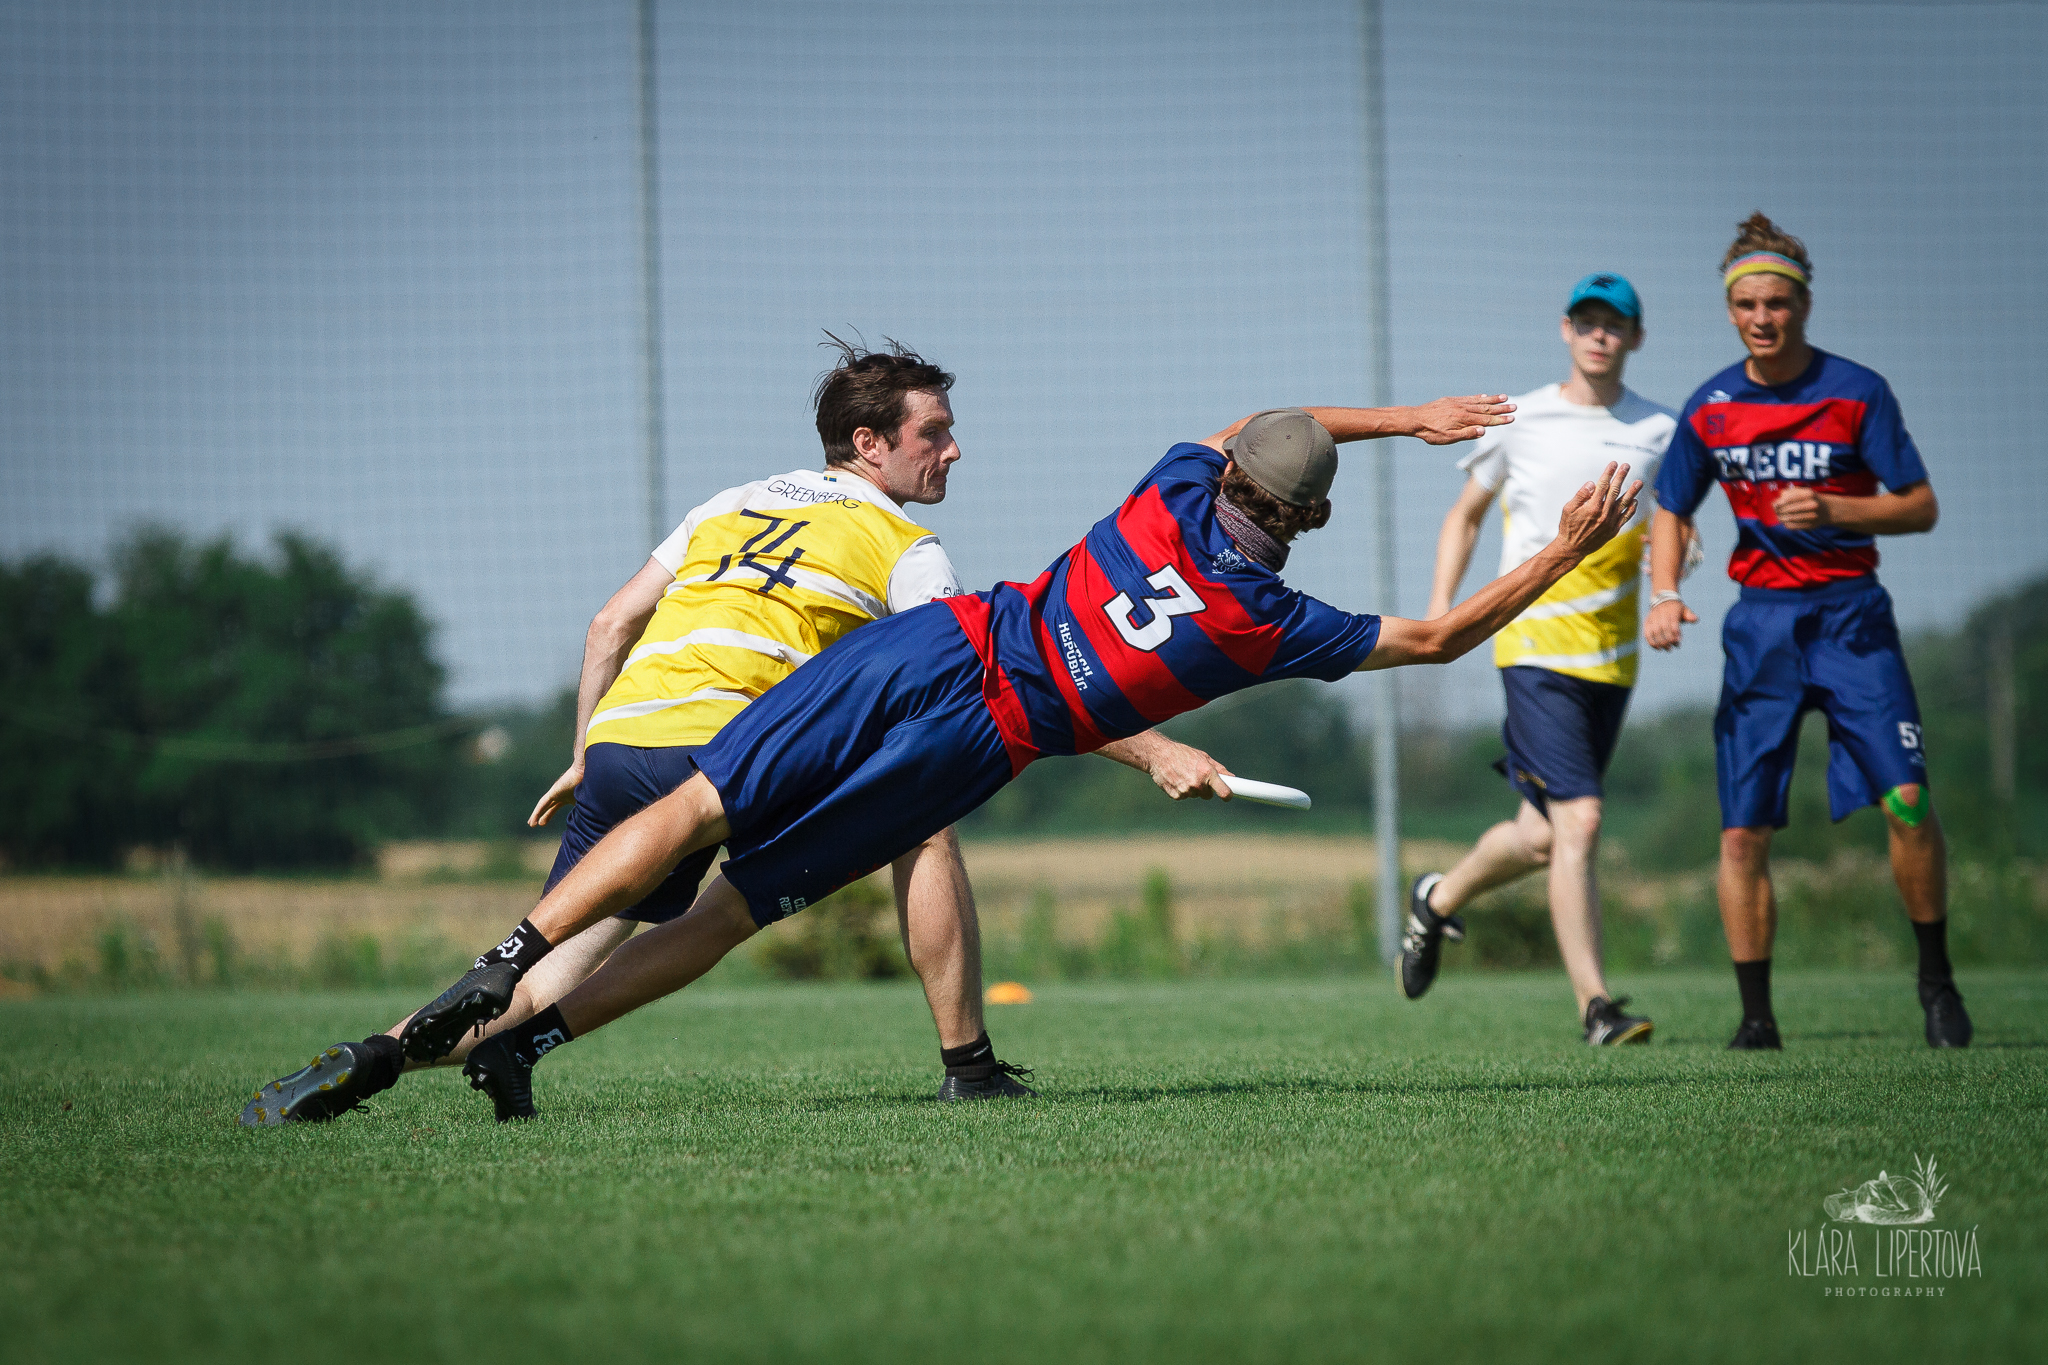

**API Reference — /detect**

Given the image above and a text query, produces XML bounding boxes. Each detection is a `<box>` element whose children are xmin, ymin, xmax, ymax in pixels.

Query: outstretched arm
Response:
<box><xmin>1201</xmin><ymin>396</ymin><xmax>1515</xmax><ymax>453</ymax></box>
<box><xmin>1362</xmin><ymin>463</ymin><xmax>1642</xmax><ymax>671</ymax></box>
<box><xmin>1427</xmin><ymin>476</ymin><xmax>1498</xmax><ymax>618</ymax></box>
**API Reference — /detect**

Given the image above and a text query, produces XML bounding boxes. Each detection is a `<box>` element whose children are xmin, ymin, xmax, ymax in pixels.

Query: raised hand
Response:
<box><xmin>1552</xmin><ymin>462</ymin><xmax>1643</xmax><ymax>559</ymax></box>
<box><xmin>1408</xmin><ymin>394</ymin><xmax>1516</xmax><ymax>446</ymax></box>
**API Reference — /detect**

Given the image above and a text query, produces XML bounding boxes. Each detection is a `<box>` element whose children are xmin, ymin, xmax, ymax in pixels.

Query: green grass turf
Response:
<box><xmin>3</xmin><ymin>970</ymin><xmax>2042</xmax><ymax>1364</ymax></box>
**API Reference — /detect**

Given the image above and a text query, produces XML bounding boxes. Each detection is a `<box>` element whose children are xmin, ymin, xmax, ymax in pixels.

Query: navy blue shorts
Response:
<box><xmin>693</xmin><ymin>602</ymin><xmax>1015</xmax><ymax>928</ymax></box>
<box><xmin>1494</xmin><ymin>666</ymin><xmax>1633</xmax><ymax>815</ymax></box>
<box><xmin>542</xmin><ymin>741</ymin><xmax>720</xmax><ymax>924</ymax></box>
<box><xmin>1715</xmin><ymin>576</ymin><xmax>1927</xmax><ymax>829</ymax></box>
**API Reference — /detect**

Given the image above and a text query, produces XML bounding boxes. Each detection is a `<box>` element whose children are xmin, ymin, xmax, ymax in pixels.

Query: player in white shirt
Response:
<box><xmin>1403</xmin><ymin>273</ymin><xmax>1679</xmax><ymax>1044</ymax></box>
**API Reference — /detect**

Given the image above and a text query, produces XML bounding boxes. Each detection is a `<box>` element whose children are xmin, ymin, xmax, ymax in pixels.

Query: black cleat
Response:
<box><xmin>1583</xmin><ymin>995</ymin><xmax>1653</xmax><ymax>1046</ymax></box>
<box><xmin>1919</xmin><ymin>979</ymin><xmax>1972</xmax><ymax>1049</ymax></box>
<box><xmin>462</xmin><ymin>1035</ymin><xmax>538</xmax><ymax>1122</ymax></box>
<box><xmin>399</xmin><ymin>962</ymin><xmax>519</xmax><ymax>1063</ymax></box>
<box><xmin>1727</xmin><ymin>1016</ymin><xmax>1782</xmax><ymax>1050</ymax></box>
<box><xmin>1398</xmin><ymin>873</ymin><xmax>1464</xmax><ymax>1000</ymax></box>
<box><xmin>937</xmin><ymin>1059</ymin><xmax>1038</xmax><ymax>1102</ymax></box>
<box><xmin>240</xmin><ymin>1041</ymin><xmax>380</xmax><ymax>1126</ymax></box>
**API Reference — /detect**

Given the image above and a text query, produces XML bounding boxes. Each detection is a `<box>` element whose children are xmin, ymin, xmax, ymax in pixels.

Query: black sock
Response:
<box><xmin>1912</xmin><ymin>919</ymin><xmax>1953</xmax><ymax>984</ymax></box>
<box><xmin>355</xmin><ymin>1032</ymin><xmax>405</xmax><ymax>1097</ymax></box>
<box><xmin>476</xmin><ymin>918</ymin><xmax>552</xmax><ymax>976</ymax></box>
<box><xmin>503</xmin><ymin>1005</ymin><xmax>574</xmax><ymax>1067</ymax></box>
<box><xmin>1734</xmin><ymin>958</ymin><xmax>1774</xmax><ymax>1022</ymax></box>
<box><xmin>941</xmin><ymin>1032</ymin><xmax>995</xmax><ymax>1074</ymax></box>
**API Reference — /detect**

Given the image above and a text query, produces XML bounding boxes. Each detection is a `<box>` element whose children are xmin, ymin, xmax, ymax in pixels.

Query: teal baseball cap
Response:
<box><xmin>1565</xmin><ymin>272</ymin><xmax>1641</xmax><ymax>320</ymax></box>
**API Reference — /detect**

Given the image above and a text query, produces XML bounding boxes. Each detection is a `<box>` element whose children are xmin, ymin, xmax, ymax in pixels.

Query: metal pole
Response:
<box><xmin>636</xmin><ymin>0</ymin><xmax>668</xmax><ymax>551</ymax></box>
<box><xmin>1361</xmin><ymin>0</ymin><xmax>1402</xmax><ymax>963</ymax></box>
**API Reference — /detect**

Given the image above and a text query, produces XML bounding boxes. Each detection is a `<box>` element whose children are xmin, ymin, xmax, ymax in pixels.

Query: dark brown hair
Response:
<box><xmin>1722</xmin><ymin>211</ymin><xmax>1812</xmax><ymax>293</ymax></box>
<box><xmin>812</xmin><ymin>333</ymin><xmax>955</xmax><ymax>465</ymax></box>
<box><xmin>1220</xmin><ymin>461</ymin><xmax>1332</xmax><ymax>543</ymax></box>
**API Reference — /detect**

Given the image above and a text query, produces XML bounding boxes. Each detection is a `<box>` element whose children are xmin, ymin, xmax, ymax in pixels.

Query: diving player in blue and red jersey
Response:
<box><xmin>1647</xmin><ymin>213</ymin><xmax>1968</xmax><ymax>1052</ymax></box>
<box><xmin>395</xmin><ymin>394</ymin><xmax>1645</xmax><ymax>1120</ymax></box>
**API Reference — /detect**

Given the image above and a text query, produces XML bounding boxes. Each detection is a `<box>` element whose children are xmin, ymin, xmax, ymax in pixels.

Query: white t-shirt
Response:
<box><xmin>1457</xmin><ymin>383</ymin><xmax>1676</xmax><ymax>685</ymax></box>
<box><xmin>1458</xmin><ymin>383</ymin><xmax>1676</xmax><ymax>577</ymax></box>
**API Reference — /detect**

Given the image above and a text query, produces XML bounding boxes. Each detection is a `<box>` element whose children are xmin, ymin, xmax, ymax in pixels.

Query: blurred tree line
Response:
<box><xmin>1</xmin><ymin>528</ymin><xmax>477</xmax><ymax>872</ymax></box>
<box><xmin>4</xmin><ymin>528</ymin><xmax>2040</xmax><ymax>874</ymax></box>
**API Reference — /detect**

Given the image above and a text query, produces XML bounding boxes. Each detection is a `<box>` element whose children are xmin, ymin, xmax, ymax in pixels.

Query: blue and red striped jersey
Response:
<box><xmin>943</xmin><ymin>443</ymin><xmax>1381</xmax><ymax>772</ymax></box>
<box><xmin>1655</xmin><ymin>350</ymin><xmax>1928</xmax><ymax>591</ymax></box>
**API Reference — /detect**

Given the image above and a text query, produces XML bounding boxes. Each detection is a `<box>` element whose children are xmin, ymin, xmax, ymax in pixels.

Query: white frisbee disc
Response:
<box><xmin>1216</xmin><ymin>776</ymin><xmax>1312</xmax><ymax>810</ymax></box>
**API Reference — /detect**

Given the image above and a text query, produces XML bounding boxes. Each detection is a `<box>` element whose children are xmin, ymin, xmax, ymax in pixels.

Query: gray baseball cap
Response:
<box><xmin>1225</xmin><ymin>409</ymin><xmax>1338</xmax><ymax>507</ymax></box>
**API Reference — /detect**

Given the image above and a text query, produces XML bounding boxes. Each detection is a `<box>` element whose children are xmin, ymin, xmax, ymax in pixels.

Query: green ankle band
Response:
<box><xmin>1883</xmin><ymin>786</ymin><xmax>1929</xmax><ymax>827</ymax></box>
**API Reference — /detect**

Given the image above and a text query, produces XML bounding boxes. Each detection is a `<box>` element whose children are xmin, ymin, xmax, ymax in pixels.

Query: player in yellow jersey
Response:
<box><xmin>243</xmin><ymin>340</ymin><xmax>1223</xmax><ymax>1122</ymax></box>
<box><xmin>1401</xmin><ymin>274</ymin><xmax>1680</xmax><ymax>1044</ymax></box>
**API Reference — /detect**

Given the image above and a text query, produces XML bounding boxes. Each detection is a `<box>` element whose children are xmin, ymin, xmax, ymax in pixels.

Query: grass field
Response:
<box><xmin>4</xmin><ymin>970</ymin><xmax>2043</xmax><ymax>1364</ymax></box>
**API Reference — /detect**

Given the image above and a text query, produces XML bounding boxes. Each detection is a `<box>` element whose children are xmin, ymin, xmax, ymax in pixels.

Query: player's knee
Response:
<box><xmin>1882</xmin><ymin>784</ymin><xmax>1933</xmax><ymax>830</ymax></box>
<box><xmin>1721</xmin><ymin>825</ymin><xmax>1773</xmax><ymax>866</ymax></box>
<box><xmin>1551</xmin><ymin>798</ymin><xmax>1603</xmax><ymax>846</ymax></box>
<box><xmin>658</xmin><ymin>772</ymin><xmax>730</xmax><ymax>844</ymax></box>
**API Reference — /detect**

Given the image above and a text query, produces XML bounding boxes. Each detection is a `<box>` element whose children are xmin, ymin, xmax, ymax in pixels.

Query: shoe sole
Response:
<box><xmin>239</xmin><ymin>1046</ymin><xmax>354</xmax><ymax>1127</ymax></box>
<box><xmin>1591</xmin><ymin>1020</ymin><xmax>1654</xmax><ymax>1046</ymax></box>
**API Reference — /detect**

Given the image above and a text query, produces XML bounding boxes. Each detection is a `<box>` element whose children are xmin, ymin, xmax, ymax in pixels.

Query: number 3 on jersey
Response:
<box><xmin>1105</xmin><ymin>564</ymin><xmax>1206</xmax><ymax>651</ymax></box>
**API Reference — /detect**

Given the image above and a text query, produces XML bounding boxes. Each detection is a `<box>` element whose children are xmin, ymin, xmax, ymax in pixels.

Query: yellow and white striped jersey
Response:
<box><xmin>1458</xmin><ymin>384</ymin><xmax>1676</xmax><ymax>686</ymax></box>
<box><xmin>585</xmin><ymin>468</ymin><xmax>962</xmax><ymax>749</ymax></box>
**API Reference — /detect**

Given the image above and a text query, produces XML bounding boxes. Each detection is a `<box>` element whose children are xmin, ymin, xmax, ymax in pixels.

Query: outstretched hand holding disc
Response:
<box><xmin>1212</xmin><ymin>776</ymin><xmax>1313</xmax><ymax>810</ymax></box>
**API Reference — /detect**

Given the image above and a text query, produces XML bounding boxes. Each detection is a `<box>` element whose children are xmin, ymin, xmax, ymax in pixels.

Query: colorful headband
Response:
<box><xmin>1724</xmin><ymin>251</ymin><xmax>1811</xmax><ymax>289</ymax></box>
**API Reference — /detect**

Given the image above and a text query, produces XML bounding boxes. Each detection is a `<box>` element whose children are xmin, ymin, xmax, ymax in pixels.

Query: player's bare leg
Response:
<box><xmin>889</xmin><ymin>827</ymin><xmax>1029</xmax><ymax>1098</ymax></box>
<box><xmin>1881</xmin><ymin>787</ymin><xmax>1969</xmax><ymax>1046</ymax></box>
<box><xmin>550</xmin><ymin>877</ymin><xmax>759</xmax><ymax>1037</ymax></box>
<box><xmin>1543</xmin><ymin>797</ymin><xmax>1610</xmax><ymax>1014</ymax></box>
<box><xmin>1717</xmin><ymin>826</ymin><xmax>1778</xmax><ymax>960</ymax></box>
<box><xmin>1882</xmin><ymin>787</ymin><xmax>1946</xmax><ymax>923</ymax></box>
<box><xmin>893</xmin><ymin>827</ymin><xmax>984</xmax><ymax>1050</ymax></box>
<box><xmin>1546</xmin><ymin>797</ymin><xmax>1648</xmax><ymax>1043</ymax></box>
<box><xmin>529</xmin><ymin>774</ymin><xmax>730</xmax><ymax>943</ymax></box>
<box><xmin>396</xmin><ymin>773</ymin><xmax>729</xmax><ymax>1064</ymax></box>
<box><xmin>1430</xmin><ymin>800</ymin><xmax>1554</xmax><ymax>913</ymax></box>
<box><xmin>1401</xmin><ymin>800</ymin><xmax>1550</xmax><ymax>1000</ymax></box>
<box><xmin>1718</xmin><ymin>825</ymin><xmax>1782</xmax><ymax>1048</ymax></box>
<box><xmin>385</xmin><ymin>917</ymin><xmax>639</xmax><ymax>1069</ymax></box>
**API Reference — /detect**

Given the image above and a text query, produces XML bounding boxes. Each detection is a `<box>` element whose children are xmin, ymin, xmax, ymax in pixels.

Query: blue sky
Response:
<box><xmin>4</xmin><ymin>0</ymin><xmax>2043</xmax><ymax>722</ymax></box>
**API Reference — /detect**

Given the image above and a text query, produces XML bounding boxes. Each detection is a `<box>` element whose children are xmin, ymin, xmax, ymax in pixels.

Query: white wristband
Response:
<box><xmin>1648</xmin><ymin>590</ymin><xmax>1685</xmax><ymax>610</ymax></box>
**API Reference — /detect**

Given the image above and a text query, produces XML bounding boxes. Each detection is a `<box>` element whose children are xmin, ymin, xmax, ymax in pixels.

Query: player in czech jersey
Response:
<box><xmin>241</xmin><ymin>341</ymin><xmax>1219</xmax><ymax>1124</ymax></box>
<box><xmin>1404</xmin><ymin>272</ymin><xmax>1677</xmax><ymax>1045</ymax></box>
<box><xmin>388</xmin><ymin>396</ymin><xmax>1646</xmax><ymax>1122</ymax></box>
<box><xmin>1647</xmin><ymin>213</ymin><xmax>1968</xmax><ymax>1050</ymax></box>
